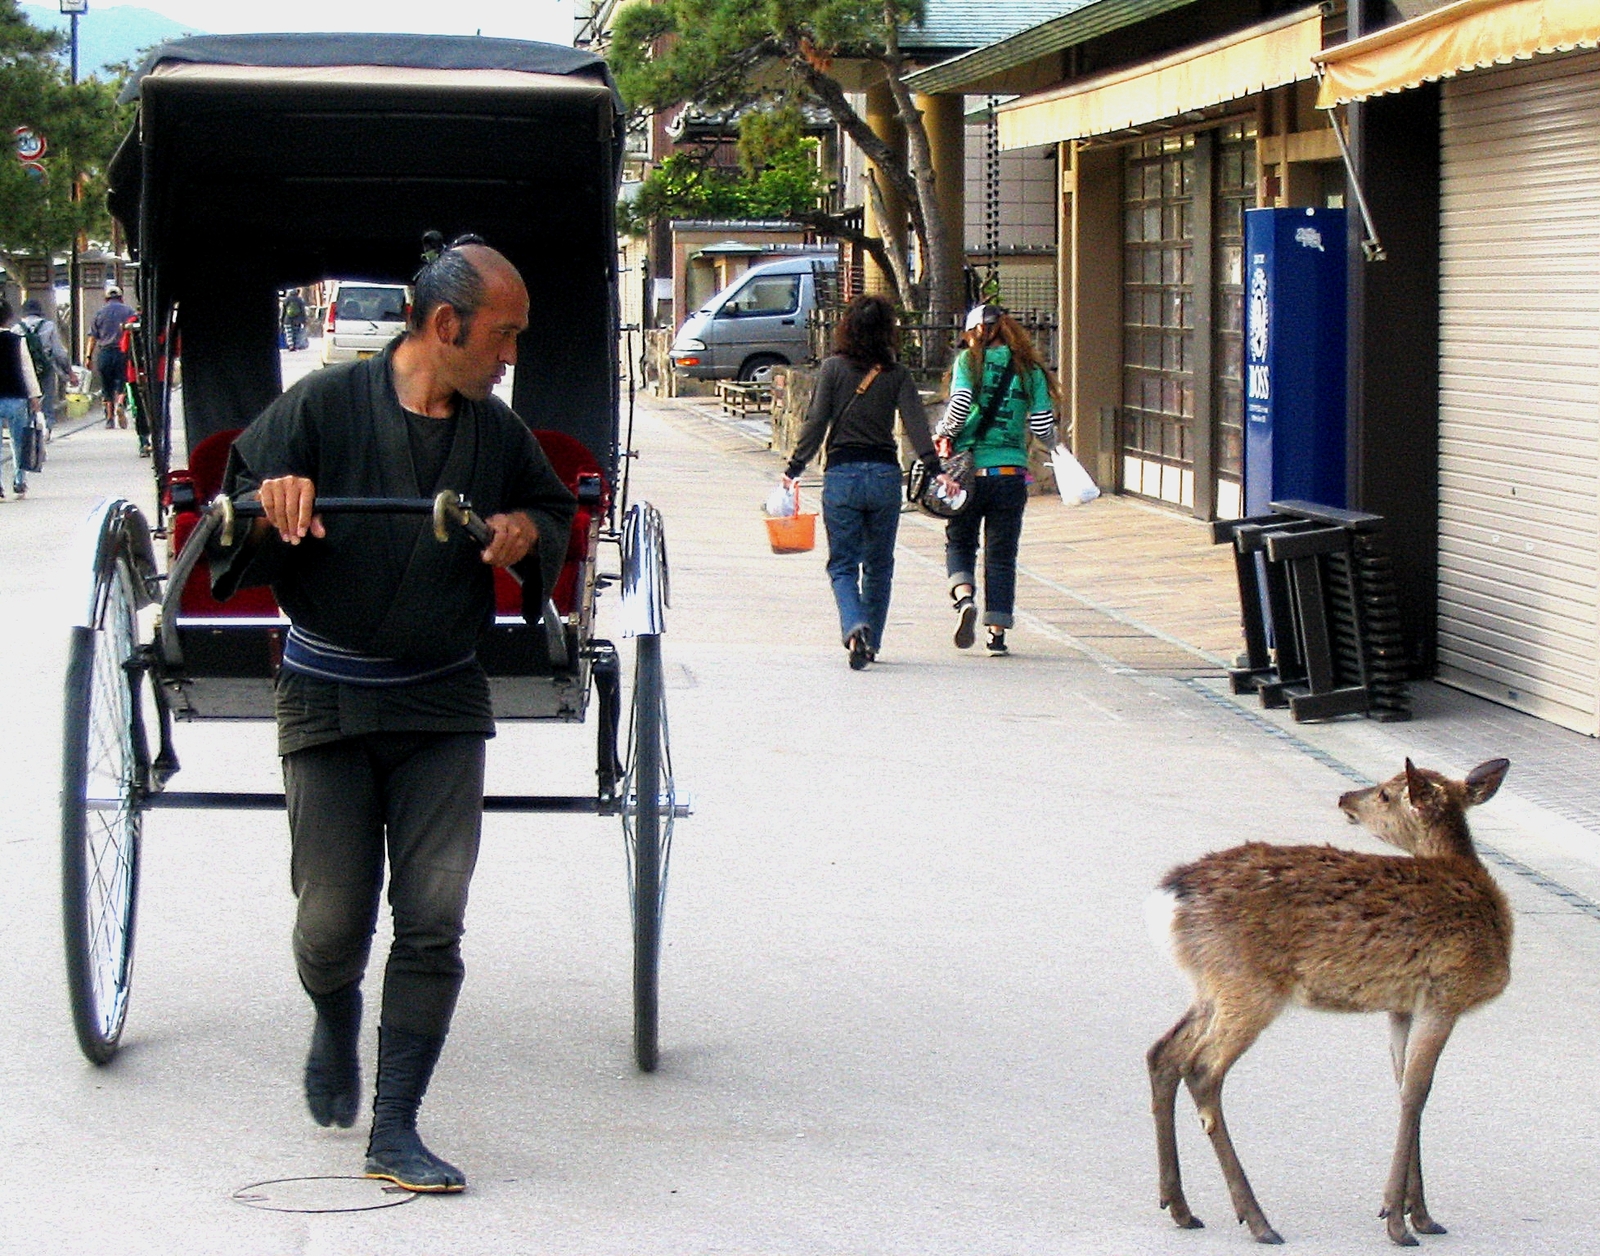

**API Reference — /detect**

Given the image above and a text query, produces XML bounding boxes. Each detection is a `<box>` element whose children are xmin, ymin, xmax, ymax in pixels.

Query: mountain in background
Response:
<box><xmin>20</xmin><ymin>4</ymin><xmax>205</xmax><ymax>78</ymax></box>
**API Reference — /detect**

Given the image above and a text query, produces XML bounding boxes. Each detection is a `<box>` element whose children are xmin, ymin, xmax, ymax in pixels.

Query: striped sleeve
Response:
<box><xmin>1027</xmin><ymin>366</ymin><xmax>1057</xmax><ymax>443</ymax></box>
<box><xmin>936</xmin><ymin>387</ymin><xmax>973</xmax><ymax>439</ymax></box>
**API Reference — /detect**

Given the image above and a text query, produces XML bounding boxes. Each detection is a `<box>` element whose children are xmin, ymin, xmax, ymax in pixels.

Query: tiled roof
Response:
<box><xmin>900</xmin><ymin>0</ymin><xmax>1098</xmax><ymax>54</ymax></box>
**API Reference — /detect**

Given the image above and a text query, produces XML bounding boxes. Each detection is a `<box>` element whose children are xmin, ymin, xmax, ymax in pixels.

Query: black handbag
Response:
<box><xmin>19</xmin><ymin>415</ymin><xmax>44</xmax><ymax>473</ymax></box>
<box><xmin>909</xmin><ymin>360</ymin><xmax>1017</xmax><ymax>518</ymax></box>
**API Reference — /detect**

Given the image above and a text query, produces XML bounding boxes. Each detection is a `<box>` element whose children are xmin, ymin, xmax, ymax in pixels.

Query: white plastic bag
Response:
<box><xmin>1051</xmin><ymin>443</ymin><xmax>1100</xmax><ymax>506</ymax></box>
<box><xmin>764</xmin><ymin>481</ymin><xmax>800</xmax><ymax>517</ymax></box>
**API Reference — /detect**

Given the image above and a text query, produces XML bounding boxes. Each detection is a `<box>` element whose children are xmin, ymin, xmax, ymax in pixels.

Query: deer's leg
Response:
<box><xmin>1388</xmin><ymin>1012</ymin><xmax>1445</xmax><ymax>1236</ymax></box>
<box><xmin>1388</xmin><ymin>1011</ymin><xmax>1411</xmax><ymax>1086</ymax></box>
<box><xmin>1149</xmin><ymin>1005</ymin><xmax>1205</xmax><ymax>1230</ymax></box>
<box><xmin>1184</xmin><ymin>995</ymin><xmax>1283</xmax><ymax>1245</ymax></box>
<box><xmin>1403</xmin><ymin>1121</ymin><xmax>1447</xmax><ymax>1236</ymax></box>
<box><xmin>1381</xmin><ymin>1009</ymin><xmax>1456</xmax><ymax>1247</ymax></box>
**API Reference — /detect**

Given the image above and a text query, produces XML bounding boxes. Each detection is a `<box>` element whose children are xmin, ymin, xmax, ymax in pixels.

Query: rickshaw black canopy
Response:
<box><xmin>108</xmin><ymin>34</ymin><xmax>624</xmax><ymax>472</ymax></box>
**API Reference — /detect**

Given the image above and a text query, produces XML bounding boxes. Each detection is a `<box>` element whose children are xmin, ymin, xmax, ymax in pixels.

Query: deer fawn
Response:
<box><xmin>1145</xmin><ymin>758</ymin><xmax>1512</xmax><ymax>1247</ymax></box>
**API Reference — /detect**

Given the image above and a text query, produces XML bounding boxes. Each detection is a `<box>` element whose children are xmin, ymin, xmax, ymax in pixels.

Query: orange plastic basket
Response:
<box><xmin>766</xmin><ymin>511</ymin><xmax>817</xmax><ymax>554</ymax></box>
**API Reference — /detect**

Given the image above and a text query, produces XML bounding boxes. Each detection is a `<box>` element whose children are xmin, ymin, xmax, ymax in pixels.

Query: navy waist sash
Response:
<box><xmin>280</xmin><ymin>625</ymin><xmax>476</xmax><ymax>687</ymax></box>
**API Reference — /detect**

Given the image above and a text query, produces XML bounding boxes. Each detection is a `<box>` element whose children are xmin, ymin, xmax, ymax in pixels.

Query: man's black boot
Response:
<box><xmin>364</xmin><ymin>1025</ymin><xmax>466</xmax><ymax>1192</ymax></box>
<box><xmin>304</xmin><ymin>983</ymin><xmax>362</xmax><ymax>1128</ymax></box>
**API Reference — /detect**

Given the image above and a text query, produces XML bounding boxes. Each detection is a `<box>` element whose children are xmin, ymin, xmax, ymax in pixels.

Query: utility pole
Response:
<box><xmin>60</xmin><ymin>0</ymin><xmax>86</xmax><ymax>364</ymax></box>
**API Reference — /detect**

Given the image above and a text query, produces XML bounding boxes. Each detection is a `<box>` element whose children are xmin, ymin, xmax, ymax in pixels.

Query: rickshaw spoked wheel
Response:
<box><xmin>61</xmin><ymin>541</ymin><xmax>150</xmax><ymax>1064</ymax></box>
<box><xmin>623</xmin><ymin>632</ymin><xmax>673</xmax><ymax>1073</ymax></box>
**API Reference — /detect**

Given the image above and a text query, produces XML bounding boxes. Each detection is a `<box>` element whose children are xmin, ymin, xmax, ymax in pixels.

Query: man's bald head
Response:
<box><xmin>410</xmin><ymin>240</ymin><xmax>525</xmax><ymax>346</ymax></box>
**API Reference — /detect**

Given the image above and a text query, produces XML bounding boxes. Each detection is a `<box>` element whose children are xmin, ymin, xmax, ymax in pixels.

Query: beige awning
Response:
<box><xmin>1313</xmin><ymin>0</ymin><xmax>1600</xmax><ymax>107</ymax></box>
<box><xmin>997</xmin><ymin>9</ymin><xmax>1324</xmax><ymax>150</ymax></box>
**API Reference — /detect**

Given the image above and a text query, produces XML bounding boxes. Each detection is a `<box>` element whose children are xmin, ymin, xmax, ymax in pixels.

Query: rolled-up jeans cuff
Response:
<box><xmin>948</xmin><ymin>573</ymin><xmax>974</xmax><ymax>598</ymax></box>
<box><xmin>983</xmin><ymin>612</ymin><xmax>1014</xmax><ymax>628</ymax></box>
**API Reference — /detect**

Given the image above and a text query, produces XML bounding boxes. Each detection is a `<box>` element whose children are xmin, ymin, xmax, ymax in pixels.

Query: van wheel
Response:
<box><xmin>738</xmin><ymin>355</ymin><xmax>785</xmax><ymax>384</ymax></box>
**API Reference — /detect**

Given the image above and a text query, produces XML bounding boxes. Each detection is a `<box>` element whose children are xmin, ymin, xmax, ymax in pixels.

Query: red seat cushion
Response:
<box><xmin>496</xmin><ymin>430</ymin><xmax>609</xmax><ymax>617</ymax></box>
<box><xmin>172</xmin><ymin>428</ymin><xmax>280</xmax><ymax>616</ymax></box>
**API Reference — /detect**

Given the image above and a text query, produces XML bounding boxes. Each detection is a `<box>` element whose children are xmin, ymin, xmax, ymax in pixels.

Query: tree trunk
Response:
<box><xmin>879</xmin><ymin>5</ymin><xmax>962</xmax><ymax>330</ymax></box>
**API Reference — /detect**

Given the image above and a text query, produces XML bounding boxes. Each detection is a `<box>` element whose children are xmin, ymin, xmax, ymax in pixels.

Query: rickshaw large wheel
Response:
<box><xmin>61</xmin><ymin>535</ymin><xmax>150</xmax><ymax>1064</ymax></box>
<box><xmin>623</xmin><ymin>631</ymin><xmax>673</xmax><ymax>1073</ymax></box>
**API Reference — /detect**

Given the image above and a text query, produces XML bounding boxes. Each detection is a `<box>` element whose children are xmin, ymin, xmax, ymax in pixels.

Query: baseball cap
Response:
<box><xmin>106</xmin><ymin>286</ymin><xmax>122</xmax><ymax>298</ymax></box>
<box><xmin>963</xmin><ymin>303</ymin><xmax>1002</xmax><ymax>332</ymax></box>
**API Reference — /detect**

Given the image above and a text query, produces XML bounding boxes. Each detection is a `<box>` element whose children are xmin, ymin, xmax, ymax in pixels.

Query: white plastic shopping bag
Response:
<box><xmin>764</xmin><ymin>481</ymin><xmax>800</xmax><ymax>517</ymax></box>
<box><xmin>1051</xmin><ymin>443</ymin><xmax>1100</xmax><ymax>506</ymax></box>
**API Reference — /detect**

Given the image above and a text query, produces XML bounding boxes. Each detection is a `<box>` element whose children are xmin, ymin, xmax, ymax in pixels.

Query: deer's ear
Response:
<box><xmin>1403</xmin><ymin>759</ymin><xmax>1427</xmax><ymax>809</ymax></box>
<box><xmin>1465</xmin><ymin>758</ymin><xmax>1510</xmax><ymax>806</ymax></box>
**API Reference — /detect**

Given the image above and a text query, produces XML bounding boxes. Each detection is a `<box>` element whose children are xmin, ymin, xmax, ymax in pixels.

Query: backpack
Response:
<box><xmin>19</xmin><ymin>320</ymin><xmax>50</xmax><ymax>379</ymax></box>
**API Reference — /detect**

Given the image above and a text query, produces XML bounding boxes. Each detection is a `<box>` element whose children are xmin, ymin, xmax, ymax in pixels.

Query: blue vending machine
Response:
<box><xmin>1243</xmin><ymin>206</ymin><xmax>1347</xmax><ymax>515</ymax></box>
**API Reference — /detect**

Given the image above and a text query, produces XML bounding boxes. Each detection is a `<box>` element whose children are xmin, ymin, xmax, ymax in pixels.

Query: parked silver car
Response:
<box><xmin>670</xmin><ymin>256</ymin><xmax>836</xmax><ymax>383</ymax></box>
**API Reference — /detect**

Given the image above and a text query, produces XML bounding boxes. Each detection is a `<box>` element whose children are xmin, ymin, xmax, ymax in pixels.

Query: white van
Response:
<box><xmin>319</xmin><ymin>281</ymin><xmax>410</xmax><ymax>365</ymax></box>
<box><xmin>670</xmin><ymin>255</ymin><xmax>836</xmax><ymax>383</ymax></box>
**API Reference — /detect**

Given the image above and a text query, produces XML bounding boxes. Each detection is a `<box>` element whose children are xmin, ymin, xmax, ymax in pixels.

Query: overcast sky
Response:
<box><xmin>89</xmin><ymin>0</ymin><xmax>575</xmax><ymax>42</ymax></box>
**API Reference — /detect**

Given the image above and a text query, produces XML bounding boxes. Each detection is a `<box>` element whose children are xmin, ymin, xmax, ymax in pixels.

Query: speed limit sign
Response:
<box><xmin>13</xmin><ymin>127</ymin><xmax>46</xmax><ymax>162</ymax></box>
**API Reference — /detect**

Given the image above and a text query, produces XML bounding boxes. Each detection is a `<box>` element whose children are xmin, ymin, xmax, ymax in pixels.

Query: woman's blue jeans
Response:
<box><xmin>945</xmin><ymin>474</ymin><xmax>1028</xmax><ymax>627</ymax></box>
<box><xmin>0</xmin><ymin>397</ymin><xmax>29</xmax><ymax>492</ymax></box>
<box><xmin>820</xmin><ymin>460</ymin><xmax>903</xmax><ymax>650</ymax></box>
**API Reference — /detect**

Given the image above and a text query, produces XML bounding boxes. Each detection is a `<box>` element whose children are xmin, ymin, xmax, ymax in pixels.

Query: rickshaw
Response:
<box><xmin>62</xmin><ymin>34</ymin><xmax>682</xmax><ymax>1074</ymax></box>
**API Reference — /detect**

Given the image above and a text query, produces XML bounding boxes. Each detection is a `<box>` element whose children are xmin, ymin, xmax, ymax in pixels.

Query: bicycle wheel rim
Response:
<box><xmin>62</xmin><ymin>552</ymin><xmax>144</xmax><ymax>1061</ymax></box>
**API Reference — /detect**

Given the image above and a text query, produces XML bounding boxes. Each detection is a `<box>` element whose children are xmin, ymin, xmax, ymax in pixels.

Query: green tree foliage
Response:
<box><xmin>617</xmin><ymin>128</ymin><xmax>825</xmax><ymax>236</ymax></box>
<box><xmin>0</xmin><ymin>0</ymin><xmax>132</xmax><ymax>263</ymax></box>
<box><xmin>608</xmin><ymin>0</ymin><xmax>962</xmax><ymax>316</ymax></box>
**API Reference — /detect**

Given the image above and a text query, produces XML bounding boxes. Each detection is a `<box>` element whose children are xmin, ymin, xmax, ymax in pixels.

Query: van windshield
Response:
<box><xmin>336</xmin><ymin>286</ymin><xmax>408</xmax><ymax>322</ymax></box>
<box><xmin>721</xmin><ymin>274</ymin><xmax>799</xmax><ymax>317</ymax></box>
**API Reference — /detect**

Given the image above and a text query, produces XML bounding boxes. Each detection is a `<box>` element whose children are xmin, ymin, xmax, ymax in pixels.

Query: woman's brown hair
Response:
<box><xmin>961</xmin><ymin>313</ymin><xmax>1063</xmax><ymax>408</ymax></box>
<box><xmin>832</xmin><ymin>293</ymin><xmax>899</xmax><ymax>368</ymax></box>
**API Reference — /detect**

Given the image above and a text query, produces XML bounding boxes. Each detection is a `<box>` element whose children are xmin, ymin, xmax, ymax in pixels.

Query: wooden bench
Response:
<box><xmin>716</xmin><ymin>380</ymin><xmax>772</xmax><ymax>417</ymax></box>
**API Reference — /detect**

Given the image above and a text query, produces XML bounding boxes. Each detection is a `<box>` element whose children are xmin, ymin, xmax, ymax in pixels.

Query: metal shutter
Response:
<box><xmin>1437</xmin><ymin>51</ymin><xmax>1600</xmax><ymax>734</ymax></box>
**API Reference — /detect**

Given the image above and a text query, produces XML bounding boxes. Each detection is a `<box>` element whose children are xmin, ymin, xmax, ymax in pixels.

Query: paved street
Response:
<box><xmin>2</xmin><ymin>374</ymin><xmax>1600</xmax><ymax>1254</ymax></box>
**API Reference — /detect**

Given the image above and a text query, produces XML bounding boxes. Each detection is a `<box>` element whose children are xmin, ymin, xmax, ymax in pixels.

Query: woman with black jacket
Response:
<box><xmin>0</xmin><ymin>299</ymin><xmax>43</xmax><ymax>499</ymax></box>
<box><xmin>782</xmin><ymin>295</ymin><xmax>952</xmax><ymax>670</ymax></box>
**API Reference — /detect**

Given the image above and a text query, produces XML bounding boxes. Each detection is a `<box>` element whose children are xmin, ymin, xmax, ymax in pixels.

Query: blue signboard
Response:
<box><xmin>1243</xmin><ymin>207</ymin><xmax>1347</xmax><ymax>515</ymax></box>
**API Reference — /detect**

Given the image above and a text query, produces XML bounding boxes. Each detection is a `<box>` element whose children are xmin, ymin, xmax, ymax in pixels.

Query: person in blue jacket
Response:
<box><xmin>934</xmin><ymin>305</ymin><xmax>1061</xmax><ymax>655</ymax></box>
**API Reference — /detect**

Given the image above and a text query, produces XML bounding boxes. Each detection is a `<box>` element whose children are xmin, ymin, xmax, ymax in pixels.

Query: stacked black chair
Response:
<box><xmin>1212</xmin><ymin>500</ymin><xmax>1410</xmax><ymax>723</ymax></box>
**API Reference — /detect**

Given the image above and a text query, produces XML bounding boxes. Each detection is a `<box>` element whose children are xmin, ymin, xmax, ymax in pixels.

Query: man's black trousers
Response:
<box><xmin>284</xmin><ymin>731</ymin><xmax>485</xmax><ymax>1039</ymax></box>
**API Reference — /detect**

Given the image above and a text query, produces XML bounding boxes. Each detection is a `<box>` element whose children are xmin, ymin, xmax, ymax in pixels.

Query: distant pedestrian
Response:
<box><xmin>18</xmin><ymin>298</ymin><xmax>68</xmax><ymax>437</ymax></box>
<box><xmin>782</xmin><ymin>294</ymin><xmax>952</xmax><ymax>670</ymax></box>
<box><xmin>88</xmin><ymin>286</ymin><xmax>136</xmax><ymax>429</ymax></box>
<box><xmin>282</xmin><ymin>291</ymin><xmax>309</xmax><ymax>350</ymax></box>
<box><xmin>0</xmin><ymin>299</ymin><xmax>44</xmax><ymax>499</ymax></box>
<box><xmin>935</xmin><ymin>305</ymin><xmax>1061</xmax><ymax>655</ymax></box>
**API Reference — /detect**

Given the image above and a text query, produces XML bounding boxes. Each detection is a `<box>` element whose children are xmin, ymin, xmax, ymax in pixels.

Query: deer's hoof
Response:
<box><xmin>1161</xmin><ymin>1197</ymin><xmax>1204</xmax><ymax>1229</ymax></box>
<box><xmin>1410</xmin><ymin>1215</ymin><xmax>1447</xmax><ymax>1236</ymax></box>
<box><xmin>1254</xmin><ymin>1229</ymin><xmax>1284</xmax><ymax>1245</ymax></box>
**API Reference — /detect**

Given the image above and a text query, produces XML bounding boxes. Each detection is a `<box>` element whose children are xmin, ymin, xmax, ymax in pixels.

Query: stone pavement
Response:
<box><xmin>7</xmin><ymin>391</ymin><xmax>1600</xmax><ymax>1254</ymax></box>
<box><xmin>664</xmin><ymin>392</ymin><xmax>1600</xmax><ymax>891</ymax></box>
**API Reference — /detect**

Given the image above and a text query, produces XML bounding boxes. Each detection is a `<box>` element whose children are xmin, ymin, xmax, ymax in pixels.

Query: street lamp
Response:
<box><xmin>60</xmin><ymin>0</ymin><xmax>86</xmax><ymax>365</ymax></box>
<box><xmin>59</xmin><ymin>0</ymin><xmax>85</xmax><ymax>81</ymax></box>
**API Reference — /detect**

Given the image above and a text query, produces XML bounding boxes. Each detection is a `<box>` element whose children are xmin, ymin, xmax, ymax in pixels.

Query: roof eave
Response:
<box><xmin>904</xmin><ymin>0</ymin><xmax>1200</xmax><ymax>95</ymax></box>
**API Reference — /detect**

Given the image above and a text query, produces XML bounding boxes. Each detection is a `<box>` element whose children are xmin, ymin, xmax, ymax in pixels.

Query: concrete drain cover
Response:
<box><xmin>232</xmin><ymin>1176</ymin><xmax>418</xmax><ymax>1213</ymax></box>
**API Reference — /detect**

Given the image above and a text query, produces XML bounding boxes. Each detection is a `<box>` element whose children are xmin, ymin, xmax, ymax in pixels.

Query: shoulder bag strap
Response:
<box><xmin>967</xmin><ymin>359</ymin><xmax>1017</xmax><ymax>445</ymax></box>
<box><xmin>823</xmin><ymin>363</ymin><xmax>884</xmax><ymax>454</ymax></box>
